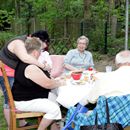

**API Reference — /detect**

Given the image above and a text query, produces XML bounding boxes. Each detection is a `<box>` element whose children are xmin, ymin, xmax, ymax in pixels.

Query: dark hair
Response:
<box><xmin>31</xmin><ymin>30</ymin><xmax>50</xmax><ymax>43</ymax></box>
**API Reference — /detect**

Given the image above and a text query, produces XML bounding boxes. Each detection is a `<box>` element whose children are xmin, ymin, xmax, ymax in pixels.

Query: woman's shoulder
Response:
<box><xmin>67</xmin><ymin>49</ymin><xmax>78</xmax><ymax>53</ymax></box>
<box><xmin>84</xmin><ymin>50</ymin><xmax>92</xmax><ymax>55</ymax></box>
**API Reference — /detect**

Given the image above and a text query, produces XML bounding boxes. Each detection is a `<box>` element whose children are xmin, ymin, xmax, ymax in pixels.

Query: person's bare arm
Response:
<box><xmin>25</xmin><ymin>65</ymin><xmax>66</xmax><ymax>89</ymax></box>
<box><xmin>64</xmin><ymin>64</ymin><xmax>85</xmax><ymax>72</ymax></box>
<box><xmin>64</xmin><ymin>64</ymin><xmax>78</xmax><ymax>71</ymax></box>
<box><xmin>8</xmin><ymin>39</ymin><xmax>46</xmax><ymax>69</ymax></box>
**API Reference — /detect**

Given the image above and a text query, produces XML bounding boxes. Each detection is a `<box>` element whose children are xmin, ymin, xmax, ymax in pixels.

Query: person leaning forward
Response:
<box><xmin>12</xmin><ymin>37</ymin><xmax>66</xmax><ymax>130</ymax></box>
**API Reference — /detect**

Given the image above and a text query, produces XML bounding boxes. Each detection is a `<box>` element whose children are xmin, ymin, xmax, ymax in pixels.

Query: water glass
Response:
<box><xmin>105</xmin><ymin>65</ymin><xmax>112</xmax><ymax>72</ymax></box>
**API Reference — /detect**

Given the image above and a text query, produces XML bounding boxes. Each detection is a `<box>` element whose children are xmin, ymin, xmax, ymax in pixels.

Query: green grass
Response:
<box><xmin>0</xmin><ymin>95</ymin><xmax>7</xmax><ymax>130</ymax></box>
<box><xmin>0</xmin><ymin>94</ymin><xmax>43</xmax><ymax>130</ymax></box>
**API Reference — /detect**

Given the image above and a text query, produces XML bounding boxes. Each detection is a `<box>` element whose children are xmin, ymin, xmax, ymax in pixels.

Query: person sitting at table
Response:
<box><xmin>64</xmin><ymin>35</ymin><xmax>94</xmax><ymax>72</ymax></box>
<box><xmin>12</xmin><ymin>37</ymin><xmax>66</xmax><ymax>130</ymax></box>
<box><xmin>65</xmin><ymin>50</ymin><xmax>130</xmax><ymax>130</ymax></box>
<box><xmin>88</xmin><ymin>50</ymin><xmax>130</xmax><ymax>104</ymax></box>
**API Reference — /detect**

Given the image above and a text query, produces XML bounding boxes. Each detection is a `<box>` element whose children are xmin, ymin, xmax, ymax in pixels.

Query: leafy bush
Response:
<box><xmin>93</xmin><ymin>51</ymin><xmax>103</xmax><ymax>61</ymax></box>
<box><xmin>0</xmin><ymin>31</ymin><xmax>16</xmax><ymax>49</ymax></box>
<box><xmin>0</xmin><ymin>10</ymin><xmax>14</xmax><ymax>31</ymax></box>
<box><xmin>107</xmin><ymin>37</ymin><xmax>125</xmax><ymax>56</ymax></box>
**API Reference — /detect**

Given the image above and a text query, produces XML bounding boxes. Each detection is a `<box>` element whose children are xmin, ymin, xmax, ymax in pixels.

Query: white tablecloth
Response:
<box><xmin>55</xmin><ymin>72</ymin><xmax>105</xmax><ymax>108</ymax></box>
<box><xmin>56</xmin><ymin>80</ymin><xmax>94</xmax><ymax>108</ymax></box>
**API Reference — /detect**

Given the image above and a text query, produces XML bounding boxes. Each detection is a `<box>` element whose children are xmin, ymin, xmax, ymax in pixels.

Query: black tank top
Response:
<box><xmin>12</xmin><ymin>61</ymin><xmax>50</xmax><ymax>101</ymax></box>
<box><xmin>0</xmin><ymin>35</ymin><xmax>27</xmax><ymax>69</ymax></box>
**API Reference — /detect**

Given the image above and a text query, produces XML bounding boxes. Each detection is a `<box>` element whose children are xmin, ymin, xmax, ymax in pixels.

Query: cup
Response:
<box><xmin>105</xmin><ymin>65</ymin><xmax>112</xmax><ymax>72</ymax></box>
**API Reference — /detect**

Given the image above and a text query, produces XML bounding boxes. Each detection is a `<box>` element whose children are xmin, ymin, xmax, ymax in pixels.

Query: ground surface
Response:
<box><xmin>94</xmin><ymin>55</ymin><xmax>116</xmax><ymax>72</ymax></box>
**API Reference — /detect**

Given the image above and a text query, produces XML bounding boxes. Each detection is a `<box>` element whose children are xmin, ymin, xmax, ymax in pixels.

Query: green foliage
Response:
<box><xmin>91</xmin><ymin>0</ymin><xmax>109</xmax><ymax>20</ymax></box>
<box><xmin>0</xmin><ymin>0</ymin><xmax>14</xmax><ymax>11</ymax></box>
<box><xmin>93</xmin><ymin>52</ymin><xmax>103</xmax><ymax>61</ymax></box>
<box><xmin>107</xmin><ymin>37</ymin><xmax>125</xmax><ymax>56</ymax></box>
<box><xmin>88</xmin><ymin>25</ymin><xmax>104</xmax><ymax>52</ymax></box>
<box><xmin>0</xmin><ymin>10</ymin><xmax>14</xmax><ymax>30</ymax></box>
<box><xmin>33</xmin><ymin>0</ymin><xmax>83</xmax><ymax>32</ymax></box>
<box><xmin>0</xmin><ymin>95</ymin><xmax>7</xmax><ymax>130</ymax></box>
<box><xmin>0</xmin><ymin>31</ymin><xmax>16</xmax><ymax>49</ymax></box>
<box><xmin>49</xmin><ymin>38</ymin><xmax>76</xmax><ymax>55</ymax></box>
<box><xmin>0</xmin><ymin>0</ymin><xmax>128</xmax><ymax>57</ymax></box>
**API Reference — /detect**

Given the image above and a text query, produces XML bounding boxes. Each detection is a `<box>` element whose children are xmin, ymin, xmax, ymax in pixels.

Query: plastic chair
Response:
<box><xmin>62</xmin><ymin>103</ymin><xmax>88</xmax><ymax>130</ymax></box>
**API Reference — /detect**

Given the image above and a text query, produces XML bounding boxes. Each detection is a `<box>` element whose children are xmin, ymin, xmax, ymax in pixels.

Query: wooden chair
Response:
<box><xmin>0</xmin><ymin>60</ymin><xmax>44</xmax><ymax>130</ymax></box>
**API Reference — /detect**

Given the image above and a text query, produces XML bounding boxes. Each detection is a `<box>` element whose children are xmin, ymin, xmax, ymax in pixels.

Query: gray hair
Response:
<box><xmin>115</xmin><ymin>50</ymin><xmax>130</xmax><ymax>65</ymax></box>
<box><xmin>77</xmin><ymin>35</ymin><xmax>89</xmax><ymax>45</ymax></box>
<box><xmin>25</xmin><ymin>37</ymin><xmax>42</xmax><ymax>53</ymax></box>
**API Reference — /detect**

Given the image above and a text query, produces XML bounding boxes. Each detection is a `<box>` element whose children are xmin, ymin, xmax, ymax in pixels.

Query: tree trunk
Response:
<box><xmin>109</xmin><ymin>0</ymin><xmax>117</xmax><ymax>38</ymax></box>
<box><xmin>64</xmin><ymin>16</ymin><xmax>69</xmax><ymax>37</ymax></box>
<box><xmin>83</xmin><ymin>0</ymin><xmax>91</xmax><ymax>19</ymax></box>
<box><xmin>111</xmin><ymin>15</ymin><xmax>117</xmax><ymax>38</ymax></box>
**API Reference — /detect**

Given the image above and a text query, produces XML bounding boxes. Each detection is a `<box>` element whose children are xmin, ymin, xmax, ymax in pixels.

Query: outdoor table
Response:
<box><xmin>54</xmin><ymin>71</ymin><xmax>105</xmax><ymax>108</ymax></box>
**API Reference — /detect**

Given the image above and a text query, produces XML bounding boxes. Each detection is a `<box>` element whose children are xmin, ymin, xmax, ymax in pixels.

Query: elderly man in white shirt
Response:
<box><xmin>88</xmin><ymin>50</ymin><xmax>130</xmax><ymax>104</ymax></box>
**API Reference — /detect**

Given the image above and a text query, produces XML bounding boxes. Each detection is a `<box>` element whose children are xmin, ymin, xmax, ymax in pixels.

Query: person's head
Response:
<box><xmin>115</xmin><ymin>50</ymin><xmax>130</xmax><ymax>67</ymax></box>
<box><xmin>31</xmin><ymin>30</ymin><xmax>50</xmax><ymax>51</ymax></box>
<box><xmin>77</xmin><ymin>35</ymin><xmax>89</xmax><ymax>52</ymax></box>
<box><xmin>25</xmin><ymin>37</ymin><xmax>42</xmax><ymax>59</ymax></box>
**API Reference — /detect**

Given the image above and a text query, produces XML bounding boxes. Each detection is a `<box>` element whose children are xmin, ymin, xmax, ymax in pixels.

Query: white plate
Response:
<box><xmin>71</xmin><ymin>79</ymin><xmax>86</xmax><ymax>85</ymax></box>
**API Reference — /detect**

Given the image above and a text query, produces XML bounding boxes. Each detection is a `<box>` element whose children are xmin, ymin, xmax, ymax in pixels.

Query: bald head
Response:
<box><xmin>115</xmin><ymin>50</ymin><xmax>130</xmax><ymax>67</ymax></box>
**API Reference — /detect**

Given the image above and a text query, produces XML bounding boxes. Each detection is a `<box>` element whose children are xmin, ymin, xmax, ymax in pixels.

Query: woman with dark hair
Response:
<box><xmin>31</xmin><ymin>30</ymin><xmax>52</xmax><ymax>69</ymax></box>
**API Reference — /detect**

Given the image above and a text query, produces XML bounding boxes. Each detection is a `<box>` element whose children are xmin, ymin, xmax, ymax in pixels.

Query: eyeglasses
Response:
<box><xmin>78</xmin><ymin>42</ymin><xmax>87</xmax><ymax>45</ymax></box>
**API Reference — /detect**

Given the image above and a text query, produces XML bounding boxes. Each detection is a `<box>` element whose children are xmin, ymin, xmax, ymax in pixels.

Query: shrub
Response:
<box><xmin>0</xmin><ymin>31</ymin><xmax>16</xmax><ymax>49</ymax></box>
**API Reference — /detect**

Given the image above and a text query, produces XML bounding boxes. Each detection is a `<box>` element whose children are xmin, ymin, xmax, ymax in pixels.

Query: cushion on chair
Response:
<box><xmin>50</xmin><ymin>55</ymin><xmax>65</xmax><ymax>78</ymax></box>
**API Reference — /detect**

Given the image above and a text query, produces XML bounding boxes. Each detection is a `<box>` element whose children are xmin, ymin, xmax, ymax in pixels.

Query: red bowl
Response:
<box><xmin>71</xmin><ymin>72</ymin><xmax>82</xmax><ymax>80</ymax></box>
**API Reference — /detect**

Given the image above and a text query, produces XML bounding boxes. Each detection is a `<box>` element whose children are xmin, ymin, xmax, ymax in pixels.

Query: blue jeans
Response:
<box><xmin>0</xmin><ymin>76</ymin><xmax>14</xmax><ymax>108</ymax></box>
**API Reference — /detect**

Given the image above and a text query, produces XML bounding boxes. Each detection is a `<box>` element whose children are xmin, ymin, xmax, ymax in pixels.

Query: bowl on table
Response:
<box><xmin>71</xmin><ymin>72</ymin><xmax>82</xmax><ymax>80</ymax></box>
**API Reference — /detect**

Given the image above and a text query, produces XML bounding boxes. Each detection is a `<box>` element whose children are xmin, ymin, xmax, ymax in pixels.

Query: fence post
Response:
<box><xmin>104</xmin><ymin>13</ymin><xmax>108</xmax><ymax>54</ymax></box>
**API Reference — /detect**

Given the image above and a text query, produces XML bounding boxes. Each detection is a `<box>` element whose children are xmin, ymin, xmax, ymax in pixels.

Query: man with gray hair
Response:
<box><xmin>87</xmin><ymin>50</ymin><xmax>130</xmax><ymax>104</ymax></box>
<box><xmin>115</xmin><ymin>50</ymin><xmax>130</xmax><ymax>67</ymax></box>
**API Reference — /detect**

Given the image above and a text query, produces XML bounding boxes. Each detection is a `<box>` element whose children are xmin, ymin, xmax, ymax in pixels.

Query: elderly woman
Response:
<box><xmin>64</xmin><ymin>35</ymin><xmax>94</xmax><ymax>72</ymax></box>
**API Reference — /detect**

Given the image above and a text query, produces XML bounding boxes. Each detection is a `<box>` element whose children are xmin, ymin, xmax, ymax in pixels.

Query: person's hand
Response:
<box><xmin>43</xmin><ymin>63</ymin><xmax>52</xmax><ymax>72</ymax></box>
<box><xmin>59</xmin><ymin>79</ymin><xmax>66</xmax><ymax>86</ymax></box>
<box><xmin>55</xmin><ymin>79</ymin><xmax>66</xmax><ymax>87</ymax></box>
<box><xmin>72</xmin><ymin>68</ymin><xmax>84</xmax><ymax>73</ymax></box>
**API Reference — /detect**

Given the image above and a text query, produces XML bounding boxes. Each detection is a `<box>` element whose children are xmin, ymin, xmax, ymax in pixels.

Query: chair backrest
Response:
<box><xmin>50</xmin><ymin>55</ymin><xmax>65</xmax><ymax>78</ymax></box>
<box><xmin>0</xmin><ymin>61</ymin><xmax>15</xmax><ymax>110</ymax></box>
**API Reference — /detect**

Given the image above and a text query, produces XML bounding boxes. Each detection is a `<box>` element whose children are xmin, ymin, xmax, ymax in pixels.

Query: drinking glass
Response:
<box><xmin>105</xmin><ymin>65</ymin><xmax>112</xmax><ymax>72</ymax></box>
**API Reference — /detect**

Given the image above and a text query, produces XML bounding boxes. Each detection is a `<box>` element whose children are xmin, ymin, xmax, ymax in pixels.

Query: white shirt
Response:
<box><xmin>88</xmin><ymin>66</ymin><xmax>130</xmax><ymax>104</ymax></box>
<box><xmin>38</xmin><ymin>51</ymin><xmax>52</xmax><ymax>68</ymax></box>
